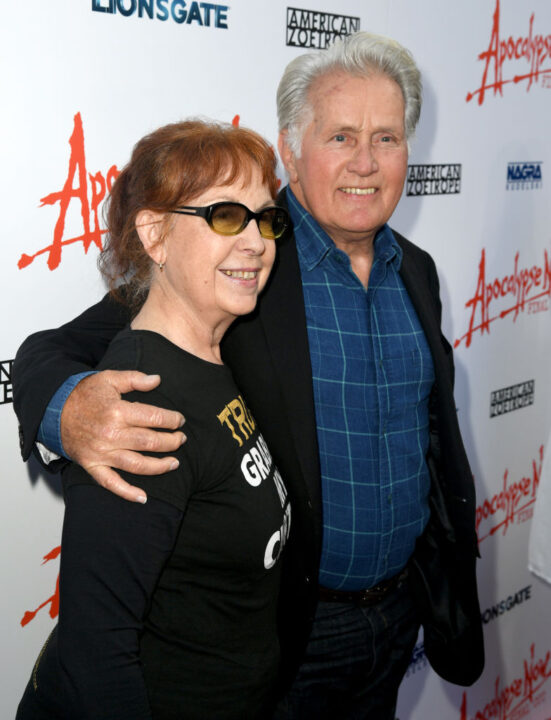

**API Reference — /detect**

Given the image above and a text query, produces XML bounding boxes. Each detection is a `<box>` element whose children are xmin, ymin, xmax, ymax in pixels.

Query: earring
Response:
<box><xmin>159</xmin><ymin>262</ymin><xmax>164</xmax><ymax>272</ymax></box>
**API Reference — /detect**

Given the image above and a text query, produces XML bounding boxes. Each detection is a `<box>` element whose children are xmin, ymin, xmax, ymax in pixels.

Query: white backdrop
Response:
<box><xmin>2</xmin><ymin>1</ymin><xmax>550</xmax><ymax>718</ymax></box>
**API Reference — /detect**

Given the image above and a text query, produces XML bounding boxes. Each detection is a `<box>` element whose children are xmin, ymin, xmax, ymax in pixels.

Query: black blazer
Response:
<box><xmin>13</xmin><ymin>188</ymin><xmax>484</xmax><ymax>689</ymax></box>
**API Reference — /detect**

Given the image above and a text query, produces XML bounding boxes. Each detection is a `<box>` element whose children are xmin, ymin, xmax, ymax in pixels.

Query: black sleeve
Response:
<box><xmin>58</xmin><ymin>483</ymin><xmax>182</xmax><ymax>720</ymax></box>
<box><xmin>12</xmin><ymin>292</ymin><xmax>131</xmax><ymax>463</ymax></box>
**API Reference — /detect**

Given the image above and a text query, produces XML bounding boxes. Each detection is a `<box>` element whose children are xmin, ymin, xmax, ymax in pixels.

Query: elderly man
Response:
<box><xmin>14</xmin><ymin>32</ymin><xmax>483</xmax><ymax>720</ymax></box>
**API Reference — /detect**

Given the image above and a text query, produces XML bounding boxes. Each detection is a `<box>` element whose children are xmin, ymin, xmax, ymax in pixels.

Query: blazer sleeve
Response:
<box><xmin>13</xmin><ymin>292</ymin><xmax>131</xmax><ymax>463</ymax></box>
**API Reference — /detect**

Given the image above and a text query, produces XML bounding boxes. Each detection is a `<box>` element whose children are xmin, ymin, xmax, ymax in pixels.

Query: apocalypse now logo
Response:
<box><xmin>18</xmin><ymin>113</ymin><xmax>246</xmax><ymax>272</ymax></box>
<box><xmin>18</xmin><ymin>113</ymin><xmax>119</xmax><ymax>271</ymax></box>
<box><xmin>466</xmin><ymin>0</ymin><xmax>551</xmax><ymax>105</ymax></box>
<box><xmin>20</xmin><ymin>547</ymin><xmax>60</xmax><ymax>627</ymax></box>
<box><xmin>453</xmin><ymin>247</ymin><xmax>550</xmax><ymax>349</ymax></box>
<box><xmin>460</xmin><ymin>643</ymin><xmax>550</xmax><ymax>720</ymax></box>
<box><xmin>476</xmin><ymin>444</ymin><xmax>543</xmax><ymax>544</ymax></box>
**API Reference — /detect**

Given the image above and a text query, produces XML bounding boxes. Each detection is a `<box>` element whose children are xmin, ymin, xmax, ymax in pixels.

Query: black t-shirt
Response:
<box><xmin>24</xmin><ymin>329</ymin><xmax>291</xmax><ymax>720</ymax></box>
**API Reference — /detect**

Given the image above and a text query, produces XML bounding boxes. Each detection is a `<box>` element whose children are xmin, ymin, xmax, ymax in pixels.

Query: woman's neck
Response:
<box><xmin>131</xmin><ymin>284</ymin><xmax>233</xmax><ymax>365</ymax></box>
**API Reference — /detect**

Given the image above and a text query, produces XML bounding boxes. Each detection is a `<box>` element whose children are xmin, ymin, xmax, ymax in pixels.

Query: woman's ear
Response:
<box><xmin>135</xmin><ymin>210</ymin><xmax>166</xmax><ymax>266</ymax></box>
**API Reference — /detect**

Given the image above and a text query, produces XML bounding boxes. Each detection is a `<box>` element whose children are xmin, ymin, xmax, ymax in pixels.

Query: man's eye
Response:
<box><xmin>333</xmin><ymin>134</ymin><xmax>346</xmax><ymax>143</ymax></box>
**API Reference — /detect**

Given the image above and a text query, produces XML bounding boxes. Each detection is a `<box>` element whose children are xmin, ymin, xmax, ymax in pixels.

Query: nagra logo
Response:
<box><xmin>476</xmin><ymin>445</ymin><xmax>542</xmax><ymax>543</ymax></box>
<box><xmin>453</xmin><ymin>248</ymin><xmax>551</xmax><ymax>349</ymax></box>
<box><xmin>459</xmin><ymin>644</ymin><xmax>550</xmax><ymax>720</ymax></box>
<box><xmin>466</xmin><ymin>0</ymin><xmax>551</xmax><ymax>106</ymax></box>
<box><xmin>20</xmin><ymin>547</ymin><xmax>60</xmax><ymax>627</ymax></box>
<box><xmin>217</xmin><ymin>394</ymin><xmax>291</xmax><ymax>570</ymax></box>
<box><xmin>18</xmin><ymin>112</ymin><xmax>119</xmax><ymax>271</ymax></box>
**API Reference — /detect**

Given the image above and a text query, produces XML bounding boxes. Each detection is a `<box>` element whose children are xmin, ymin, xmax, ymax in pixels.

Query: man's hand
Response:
<box><xmin>60</xmin><ymin>371</ymin><xmax>186</xmax><ymax>503</ymax></box>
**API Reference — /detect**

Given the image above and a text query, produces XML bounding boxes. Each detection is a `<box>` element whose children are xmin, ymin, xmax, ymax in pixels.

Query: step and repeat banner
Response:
<box><xmin>1</xmin><ymin>1</ymin><xmax>550</xmax><ymax>718</ymax></box>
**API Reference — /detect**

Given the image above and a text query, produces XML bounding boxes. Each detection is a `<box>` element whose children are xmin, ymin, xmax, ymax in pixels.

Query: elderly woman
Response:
<box><xmin>17</xmin><ymin>120</ymin><xmax>291</xmax><ymax>720</ymax></box>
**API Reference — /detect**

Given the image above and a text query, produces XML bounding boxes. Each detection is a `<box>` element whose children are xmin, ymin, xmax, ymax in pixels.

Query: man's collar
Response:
<box><xmin>285</xmin><ymin>186</ymin><xmax>402</xmax><ymax>271</ymax></box>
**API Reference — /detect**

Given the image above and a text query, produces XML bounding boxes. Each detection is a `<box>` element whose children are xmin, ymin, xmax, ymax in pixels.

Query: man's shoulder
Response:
<box><xmin>390</xmin><ymin>227</ymin><xmax>436</xmax><ymax>271</ymax></box>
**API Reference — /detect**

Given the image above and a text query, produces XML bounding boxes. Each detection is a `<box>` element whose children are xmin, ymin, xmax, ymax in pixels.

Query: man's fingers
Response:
<box><xmin>103</xmin><ymin>450</ymin><xmax>180</xmax><ymax>477</ymax></box>
<box><xmin>119</xmin><ymin>399</ymin><xmax>185</xmax><ymax>431</ymax></box>
<box><xmin>103</xmin><ymin>369</ymin><xmax>162</xmax><ymax>395</ymax></box>
<box><xmin>106</xmin><ymin>425</ymin><xmax>186</xmax><ymax>454</ymax></box>
<box><xmin>60</xmin><ymin>369</ymin><xmax>185</xmax><ymax>486</ymax></box>
<box><xmin>87</xmin><ymin>464</ymin><xmax>149</xmax><ymax>504</ymax></box>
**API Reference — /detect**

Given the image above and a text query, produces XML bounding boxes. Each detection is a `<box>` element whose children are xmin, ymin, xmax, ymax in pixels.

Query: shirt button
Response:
<box><xmin>387</xmin><ymin>494</ymin><xmax>392</xmax><ymax>504</ymax></box>
<box><xmin>305</xmin><ymin>575</ymin><xmax>311</xmax><ymax>584</ymax></box>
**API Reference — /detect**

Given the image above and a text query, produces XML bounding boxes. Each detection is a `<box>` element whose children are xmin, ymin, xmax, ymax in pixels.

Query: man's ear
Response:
<box><xmin>135</xmin><ymin>210</ymin><xmax>166</xmax><ymax>266</ymax></box>
<box><xmin>278</xmin><ymin>131</ymin><xmax>299</xmax><ymax>184</ymax></box>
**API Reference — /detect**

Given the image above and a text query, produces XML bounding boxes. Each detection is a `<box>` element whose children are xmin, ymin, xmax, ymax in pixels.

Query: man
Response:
<box><xmin>14</xmin><ymin>32</ymin><xmax>483</xmax><ymax>719</ymax></box>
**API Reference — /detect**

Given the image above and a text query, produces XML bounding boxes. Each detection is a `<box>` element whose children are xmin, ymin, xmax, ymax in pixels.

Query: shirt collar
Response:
<box><xmin>286</xmin><ymin>186</ymin><xmax>403</xmax><ymax>272</ymax></box>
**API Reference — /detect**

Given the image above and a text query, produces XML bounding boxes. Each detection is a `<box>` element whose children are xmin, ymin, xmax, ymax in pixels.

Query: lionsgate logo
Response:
<box><xmin>91</xmin><ymin>0</ymin><xmax>229</xmax><ymax>28</ymax></box>
<box><xmin>490</xmin><ymin>379</ymin><xmax>535</xmax><ymax>418</ymax></box>
<box><xmin>406</xmin><ymin>164</ymin><xmax>461</xmax><ymax>196</ymax></box>
<box><xmin>506</xmin><ymin>161</ymin><xmax>542</xmax><ymax>190</ymax></box>
<box><xmin>286</xmin><ymin>7</ymin><xmax>359</xmax><ymax>49</ymax></box>
<box><xmin>0</xmin><ymin>359</ymin><xmax>13</xmax><ymax>405</ymax></box>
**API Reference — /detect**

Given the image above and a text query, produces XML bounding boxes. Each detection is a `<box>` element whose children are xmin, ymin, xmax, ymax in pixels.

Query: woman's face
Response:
<box><xmin>161</xmin><ymin>166</ymin><xmax>277</xmax><ymax>326</ymax></box>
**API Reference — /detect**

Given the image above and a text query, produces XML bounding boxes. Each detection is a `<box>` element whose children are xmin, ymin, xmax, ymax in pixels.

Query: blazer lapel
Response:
<box><xmin>398</xmin><ymin>238</ymin><xmax>445</xmax><ymax>368</ymax></box>
<box><xmin>258</xmin><ymin>226</ymin><xmax>322</xmax><ymax>515</ymax></box>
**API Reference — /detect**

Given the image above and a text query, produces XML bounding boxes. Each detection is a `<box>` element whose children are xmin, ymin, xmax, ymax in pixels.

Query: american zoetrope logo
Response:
<box><xmin>286</xmin><ymin>7</ymin><xmax>359</xmax><ymax>49</ymax></box>
<box><xmin>406</xmin><ymin>164</ymin><xmax>461</xmax><ymax>196</ymax></box>
<box><xmin>490</xmin><ymin>380</ymin><xmax>535</xmax><ymax>418</ymax></box>
<box><xmin>91</xmin><ymin>0</ymin><xmax>229</xmax><ymax>27</ymax></box>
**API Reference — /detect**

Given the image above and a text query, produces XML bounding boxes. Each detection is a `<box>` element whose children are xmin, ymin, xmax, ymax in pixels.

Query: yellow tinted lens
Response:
<box><xmin>259</xmin><ymin>209</ymin><xmax>287</xmax><ymax>239</ymax></box>
<box><xmin>211</xmin><ymin>203</ymin><xmax>246</xmax><ymax>235</ymax></box>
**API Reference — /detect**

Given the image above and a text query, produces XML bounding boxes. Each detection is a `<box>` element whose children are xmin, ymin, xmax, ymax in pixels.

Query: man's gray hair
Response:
<box><xmin>277</xmin><ymin>31</ymin><xmax>422</xmax><ymax>156</ymax></box>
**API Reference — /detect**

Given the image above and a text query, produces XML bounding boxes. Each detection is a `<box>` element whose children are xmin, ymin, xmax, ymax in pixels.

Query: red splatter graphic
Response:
<box><xmin>20</xmin><ymin>546</ymin><xmax>61</xmax><ymax>627</ymax></box>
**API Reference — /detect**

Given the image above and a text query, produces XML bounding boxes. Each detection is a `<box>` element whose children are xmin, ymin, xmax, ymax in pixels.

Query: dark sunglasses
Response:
<box><xmin>171</xmin><ymin>202</ymin><xmax>289</xmax><ymax>240</ymax></box>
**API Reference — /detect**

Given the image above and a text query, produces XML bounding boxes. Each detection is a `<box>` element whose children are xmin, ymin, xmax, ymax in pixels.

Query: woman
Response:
<box><xmin>17</xmin><ymin>119</ymin><xmax>291</xmax><ymax>720</ymax></box>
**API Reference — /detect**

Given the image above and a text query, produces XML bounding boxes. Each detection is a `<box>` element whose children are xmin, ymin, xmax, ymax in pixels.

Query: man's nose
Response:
<box><xmin>347</xmin><ymin>142</ymin><xmax>379</xmax><ymax>175</ymax></box>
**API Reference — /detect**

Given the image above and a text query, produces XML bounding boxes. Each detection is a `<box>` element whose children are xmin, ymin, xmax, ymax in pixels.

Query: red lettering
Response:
<box><xmin>460</xmin><ymin>643</ymin><xmax>551</xmax><ymax>720</ymax></box>
<box><xmin>18</xmin><ymin>113</ymin><xmax>120</xmax><ymax>271</ymax></box>
<box><xmin>466</xmin><ymin>0</ymin><xmax>551</xmax><ymax>106</ymax></box>
<box><xmin>476</xmin><ymin>446</ymin><xmax>543</xmax><ymax>543</ymax></box>
<box><xmin>455</xmin><ymin>248</ymin><xmax>551</xmax><ymax>349</ymax></box>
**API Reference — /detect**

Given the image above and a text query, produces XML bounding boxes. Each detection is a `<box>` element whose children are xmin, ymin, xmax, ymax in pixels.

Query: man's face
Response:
<box><xmin>279</xmin><ymin>72</ymin><xmax>408</xmax><ymax>251</ymax></box>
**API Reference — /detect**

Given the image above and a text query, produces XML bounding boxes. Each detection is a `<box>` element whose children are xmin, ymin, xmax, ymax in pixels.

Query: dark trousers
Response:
<box><xmin>273</xmin><ymin>574</ymin><xmax>419</xmax><ymax>720</ymax></box>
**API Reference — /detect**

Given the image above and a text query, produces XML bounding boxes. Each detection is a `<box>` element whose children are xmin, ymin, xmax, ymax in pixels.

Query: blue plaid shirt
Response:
<box><xmin>288</xmin><ymin>189</ymin><xmax>434</xmax><ymax>591</ymax></box>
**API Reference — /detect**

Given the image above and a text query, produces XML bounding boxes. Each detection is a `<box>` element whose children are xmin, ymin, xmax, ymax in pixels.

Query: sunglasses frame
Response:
<box><xmin>171</xmin><ymin>201</ymin><xmax>289</xmax><ymax>240</ymax></box>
